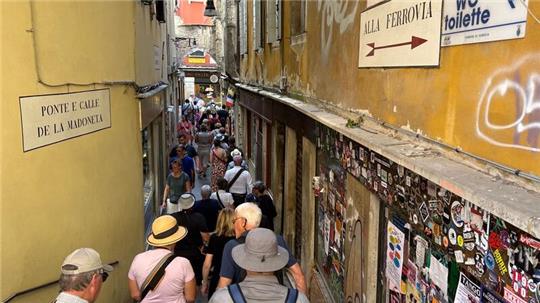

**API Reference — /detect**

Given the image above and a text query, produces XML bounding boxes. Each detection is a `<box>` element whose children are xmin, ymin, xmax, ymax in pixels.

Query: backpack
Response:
<box><xmin>227</xmin><ymin>283</ymin><xmax>298</xmax><ymax>303</ymax></box>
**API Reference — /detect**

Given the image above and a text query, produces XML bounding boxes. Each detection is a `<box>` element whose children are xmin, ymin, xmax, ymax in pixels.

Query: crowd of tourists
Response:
<box><xmin>53</xmin><ymin>98</ymin><xmax>309</xmax><ymax>303</ymax></box>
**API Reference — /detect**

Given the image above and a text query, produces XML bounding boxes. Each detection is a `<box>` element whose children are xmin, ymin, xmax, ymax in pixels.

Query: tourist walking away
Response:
<box><xmin>162</xmin><ymin>158</ymin><xmax>191</xmax><ymax>214</ymax></box>
<box><xmin>181</xmin><ymin>99</ymin><xmax>194</xmax><ymax>124</ymax></box>
<box><xmin>178</xmin><ymin>134</ymin><xmax>199</xmax><ymax>178</ymax></box>
<box><xmin>226</xmin><ymin>137</ymin><xmax>242</xmax><ymax>163</ymax></box>
<box><xmin>224</xmin><ymin>154</ymin><xmax>252</xmax><ymax>207</ymax></box>
<box><xmin>195</xmin><ymin>124</ymin><xmax>213</xmax><ymax>177</ymax></box>
<box><xmin>128</xmin><ymin>215</ymin><xmax>196</xmax><ymax>303</ymax></box>
<box><xmin>171</xmin><ymin>194</ymin><xmax>210</xmax><ymax>287</ymax></box>
<box><xmin>227</xmin><ymin>149</ymin><xmax>248</xmax><ymax>170</ymax></box>
<box><xmin>54</xmin><ymin>248</ymin><xmax>112</xmax><ymax>303</ymax></box>
<box><xmin>193</xmin><ymin>185</ymin><xmax>223</xmax><ymax>231</ymax></box>
<box><xmin>252</xmin><ymin>181</ymin><xmax>278</xmax><ymax>231</ymax></box>
<box><xmin>210</xmin><ymin>177</ymin><xmax>235</xmax><ymax>209</ymax></box>
<box><xmin>202</xmin><ymin>208</ymin><xmax>236</xmax><ymax>298</ymax></box>
<box><xmin>210</xmin><ymin>228</ymin><xmax>310</xmax><ymax>303</ymax></box>
<box><xmin>178</xmin><ymin>115</ymin><xmax>193</xmax><ymax>143</ymax></box>
<box><xmin>217</xmin><ymin>104</ymin><xmax>229</xmax><ymax>127</ymax></box>
<box><xmin>210</xmin><ymin>137</ymin><xmax>228</xmax><ymax>191</ymax></box>
<box><xmin>217</xmin><ymin>203</ymin><xmax>307</xmax><ymax>293</ymax></box>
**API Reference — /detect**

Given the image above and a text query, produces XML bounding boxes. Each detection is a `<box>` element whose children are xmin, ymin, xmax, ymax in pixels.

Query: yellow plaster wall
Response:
<box><xmin>1</xmin><ymin>2</ymin><xmax>143</xmax><ymax>302</ymax></box>
<box><xmin>242</xmin><ymin>0</ymin><xmax>540</xmax><ymax>177</ymax></box>
<box><xmin>303</xmin><ymin>1</ymin><xmax>540</xmax><ymax>176</ymax></box>
<box><xmin>135</xmin><ymin>3</ymin><xmax>168</xmax><ymax>86</ymax></box>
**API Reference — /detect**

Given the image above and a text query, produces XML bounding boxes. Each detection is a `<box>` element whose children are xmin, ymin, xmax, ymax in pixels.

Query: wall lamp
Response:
<box><xmin>204</xmin><ymin>0</ymin><xmax>217</xmax><ymax>17</ymax></box>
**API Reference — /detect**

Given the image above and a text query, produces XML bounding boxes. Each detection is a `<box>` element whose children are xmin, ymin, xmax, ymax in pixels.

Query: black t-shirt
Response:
<box><xmin>217</xmin><ymin>109</ymin><xmax>229</xmax><ymax>124</ymax></box>
<box><xmin>171</xmin><ymin>211</ymin><xmax>209</xmax><ymax>257</ymax></box>
<box><xmin>206</xmin><ymin>234</ymin><xmax>235</xmax><ymax>275</ymax></box>
<box><xmin>257</xmin><ymin>194</ymin><xmax>277</xmax><ymax>230</ymax></box>
<box><xmin>193</xmin><ymin>199</ymin><xmax>223</xmax><ymax>231</ymax></box>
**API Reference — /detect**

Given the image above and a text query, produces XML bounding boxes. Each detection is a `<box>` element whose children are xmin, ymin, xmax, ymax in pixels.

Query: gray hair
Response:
<box><xmin>235</xmin><ymin>202</ymin><xmax>262</xmax><ymax>228</ymax></box>
<box><xmin>59</xmin><ymin>270</ymin><xmax>98</xmax><ymax>291</ymax></box>
<box><xmin>201</xmin><ymin>185</ymin><xmax>212</xmax><ymax>198</ymax></box>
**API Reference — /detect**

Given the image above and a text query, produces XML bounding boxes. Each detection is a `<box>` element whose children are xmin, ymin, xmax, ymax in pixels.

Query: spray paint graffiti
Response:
<box><xmin>316</xmin><ymin>0</ymin><xmax>359</xmax><ymax>60</ymax></box>
<box><xmin>476</xmin><ymin>54</ymin><xmax>540</xmax><ymax>152</ymax></box>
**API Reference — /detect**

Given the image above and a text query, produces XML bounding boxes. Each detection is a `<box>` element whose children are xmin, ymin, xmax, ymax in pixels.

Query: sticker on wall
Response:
<box><xmin>482</xmin><ymin>286</ymin><xmax>507</xmax><ymax>303</ymax></box>
<box><xmin>455</xmin><ymin>272</ymin><xmax>481</xmax><ymax>302</ymax></box>
<box><xmin>429</xmin><ymin>254</ymin><xmax>449</xmax><ymax>300</ymax></box>
<box><xmin>451</xmin><ymin>200</ymin><xmax>465</xmax><ymax>228</ymax></box>
<box><xmin>386</xmin><ymin>221</ymin><xmax>406</xmax><ymax>291</ymax></box>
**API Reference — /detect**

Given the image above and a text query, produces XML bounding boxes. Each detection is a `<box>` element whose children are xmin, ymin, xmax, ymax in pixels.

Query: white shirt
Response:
<box><xmin>54</xmin><ymin>292</ymin><xmax>88</xmax><ymax>303</ymax></box>
<box><xmin>224</xmin><ymin>166</ymin><xmax>252</xmax><ymax>195</ymax></box>
<box><xmin>210</xmin><ymin>190</ymin><xmax>235</xmax><ymax>208</ymax></box>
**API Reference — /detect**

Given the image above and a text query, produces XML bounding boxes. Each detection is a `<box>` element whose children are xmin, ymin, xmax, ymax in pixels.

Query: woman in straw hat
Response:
<box><xmin>201</xmin><ymin>208</ymin><xmax>236</xmax><ymax>298</ymax></box>
<box><xmin>128</xmin><ymin>215</ymin><xmax>196</xmax><ymax>303</ymax></box>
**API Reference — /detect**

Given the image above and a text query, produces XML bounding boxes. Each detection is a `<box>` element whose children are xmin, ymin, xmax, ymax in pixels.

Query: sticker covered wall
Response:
<box><xmin>316</xmin><ymin>125</ymin><xmax>540</xmax><ymax>302</ymax></box>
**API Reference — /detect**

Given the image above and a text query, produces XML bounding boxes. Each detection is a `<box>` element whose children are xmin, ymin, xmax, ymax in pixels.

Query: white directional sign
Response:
<box><xmin>441</xmin><ymin>0</ymin><xmax>528</xmax><ymax>47</ymax></box>
<box><xmin>358</xmin><ymin>0</ymin><xmax>443</xmax><ymax>68</ymax></box>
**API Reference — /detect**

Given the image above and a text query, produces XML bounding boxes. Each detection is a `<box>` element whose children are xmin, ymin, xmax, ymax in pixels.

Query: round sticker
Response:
<box><xmin>451</xmin><ymin>201</ymin><xmax>465</xmax><ymax>228</ymax></box>
<box><xmin>449</xmin><ymin>228</ymin><xmax>457</xmax><ymax>245</ymax></box>
<box><xmin>485</xmin><ymin>251</ymin><xmax>495</xmax><ymax>270</ymax></box>
<box><xmin>443</xmin><ymin>236</ymin><xmax>449</xmax><ymax>248</ymax></box>
<box><xmin>457</xmin><ymin>235</ymin><xmax>464</xmax><ymax>247</ymax></box>
<box><xmin>413</xmin><ymin>214</ymin><xmax>418</xmax><ymax>225</ymax></box>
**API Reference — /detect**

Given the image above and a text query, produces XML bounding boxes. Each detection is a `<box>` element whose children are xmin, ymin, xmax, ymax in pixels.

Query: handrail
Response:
<box><xmin>2</xmin><ymin>261</ymin><xmax>119</xmax><ymax>303</ymax></box>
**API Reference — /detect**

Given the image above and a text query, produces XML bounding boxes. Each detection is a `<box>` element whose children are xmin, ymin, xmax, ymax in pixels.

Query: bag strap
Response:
<box><xmin>227</xmin><ymin>284</ymin><xmax>247</xmax><ymax>303</ymax></box>
<box><xmin>285</xmin><ymin>288</ymin><xmax>298</xmax><ymax>303</ymax></box>
<box><xmin>227</xmin><ymin>169</ymin><xmax>245</xmax><ymax>192</ymax></box>
<box><xmin>139</xmin><ymin>253</ymin><xmax>176</xmax><ymax>301</ymax></box>
<box><xmin>216</xmin><ymin>191</ymin><xmax>225</xmax><ymax>209</ymax></box>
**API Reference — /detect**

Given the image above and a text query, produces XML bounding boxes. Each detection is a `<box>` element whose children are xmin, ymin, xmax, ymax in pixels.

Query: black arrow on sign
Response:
<box><xmin>366</xmin><ymin>36</ymin><xmax>428</xmax><ymax>57</ymax></box>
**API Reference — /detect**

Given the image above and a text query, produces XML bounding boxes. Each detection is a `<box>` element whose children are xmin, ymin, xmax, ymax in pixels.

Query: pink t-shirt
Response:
<box><xmin>128</xmin><ymin>248</ymin><xmax>195</xmax><ymax>303</ymax></box>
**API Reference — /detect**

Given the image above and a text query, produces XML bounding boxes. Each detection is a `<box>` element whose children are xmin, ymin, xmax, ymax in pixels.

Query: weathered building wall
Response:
<box><xmin>239</xmin><ymin>0</ymin><xmax>540</xmax><ymax>177</ymax></box>
<box><xmin>1</xmin><ymin>2</ymin><xmax>142</xmax><ymax>302</ymax></box>
<box><xmin>233</xmin><ymin>1</ymin><xmax>540</xmax><ymax>302</ymax></box>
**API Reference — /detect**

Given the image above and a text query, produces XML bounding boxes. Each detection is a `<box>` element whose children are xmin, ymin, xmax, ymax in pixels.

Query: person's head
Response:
<box><xmin>217</xmin><ymin>177</ymin><xmax>228</xmax><ymax>191</ymax></box>
<box><xmin>213</xmin><ymin>138</ymin><xmax>222</xmax><ymax>148</ymax></box>
<box><xmin>178</xmin><ymin>134</ymin><xmax>187</xmax><ymax>145</ymax></box>
<box><xmin>222</xmin><ymin>104</ymin><xmax>226</xmax><ymax>109</ymax></box>
<box><xmin>228</xmin><ymin>136</ymin><xmax>236</xmax><ymax>146</ymax></box>
<box><xmin>58</xmin><ymin>248</ymin><xmax>113</xmax><ymax>303</ymax></box>
<box><xmin>200</xmin><ymin>124</ymin><xmax>208</xmax><ymax>132</ymax></box>
<box><xmin>178</xmin><ymin>194</ymin><xmax>195</xmax><ymax>211</ymax></box>
<box><xmin>170</xmin><ymin>157</ymin><xmax>182</xmax><ymax>172</ymax></box>
<box><xmin>233</xmin><ymin>203</ymin><xmax>262</xmax><ymax>237</ymax></box>
<box><xmin>215</xmin><ymin>208</ymin><xmax>235</xmax><ymax>237</ymax></box>
<box><xmin>147</xmin><ymin>215</ymin><xmax>188</xmax><ymax>249</ymax></box>
<box><xmin>233</xmin><ymin>155</ymin><xmax>243</xmax><ymax>166</ymax></box>
<box><xmin>176</xmin><ymin>144</ymin><xmax>185</xmax><ymax>157</ymax></box>
<box><xmin>252</xmin><ymin>181</ymin><xmax>267</xmax><ymax>197</ymax></box>
<box><xmin>200</xmin><ymin>185</ymin><xmax>212</xmax><ymax>199</ymax></box>
<box><xmin>231</xmin><ymin>228</ymin><xmax>289</xmax><ymax>275</ymax></box>
<box><xmin>215</xmin><ymin>123</ymin><xmax>222</xmax><ymax>129</ymax></box>
<box><xmin>184</xmin><ymin>99</ymin><xmax>190</xmax><ymax>103</ymax></box>
<box><xmin>219</xmin><ymin>127</ymin><xmax>226</xmax><ymax>135</ymax></box>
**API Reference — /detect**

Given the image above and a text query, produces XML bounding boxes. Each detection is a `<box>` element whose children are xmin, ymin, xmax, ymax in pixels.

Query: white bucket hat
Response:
<box><xmin>232</xmin><ymin>228</ymin><xmax>289</xmax><ymax>272</ymax></box>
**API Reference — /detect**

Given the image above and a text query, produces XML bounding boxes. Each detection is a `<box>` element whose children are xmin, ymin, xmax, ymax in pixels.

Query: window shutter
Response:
<box><xmin>253</xmin><ymin>0</ymin><xmax>262</xmax><ymax>49</ymax></box>
<box><xmin>266</xmin><ymin>0</ymin><xmax>276</xmax><ymax>43</ymax></box>
<box><xmin>276</xmin><ymin>0</ymin><xmax>281</xmax><ymax>40</ymax></box>
<box><xmin>240</xmin><ymin>0</ymin><xmax>247</xmax><ymax>54</ymax></box>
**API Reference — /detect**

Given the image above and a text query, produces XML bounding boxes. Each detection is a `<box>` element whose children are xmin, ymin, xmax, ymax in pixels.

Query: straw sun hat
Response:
<box><xmin>147</xmin><ymin>215</ymin><xmax>187</xmax><ymax>247</ymax></box>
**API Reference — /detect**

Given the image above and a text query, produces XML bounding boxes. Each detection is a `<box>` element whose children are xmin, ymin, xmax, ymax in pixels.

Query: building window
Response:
<box><xmin>239</xmin><ymin>0</ymin><xmax>248</xmax><ymax>54</ymax></box>
<box><xmin>265</xmin><ymin>0</ymin><xmax>281</xmax><ymax>44</ymax></box>
<box><xmin>290</xmin><ymin>0</ymin><xmax>306</xmax><ymax>36</ymax></box>
<box><xmin>253</xmin><ymin>0</ymin><xmax>263</xmax><ymax>50</ymax></box>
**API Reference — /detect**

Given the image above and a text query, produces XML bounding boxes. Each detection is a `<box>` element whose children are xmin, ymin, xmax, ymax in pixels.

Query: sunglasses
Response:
<box><xmin>101</xmin><ymin>272</ymin><xmax>109</xmax><ymax>282</ymax></box>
